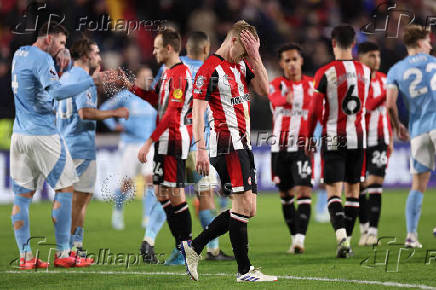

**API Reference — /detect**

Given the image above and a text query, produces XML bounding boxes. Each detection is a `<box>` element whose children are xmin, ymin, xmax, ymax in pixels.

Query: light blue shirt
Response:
<box><xmin>11</xmin><ymin>45</ymin><xmax>94</xmax><ymax>136</ymax></box>
<box><xmin>101</xmin><ymin>90</ymin><xmax>157</xmax><ymax>144</ymax></box>
<box><xmin>56</xmin><ymin>67</ymin><xmax>98</xmax><ymax>160</ymax></box>
<box><xmin>387</xmin><ymin>53</ymin><xmax>436</xmax><ymax>138</ymax></box>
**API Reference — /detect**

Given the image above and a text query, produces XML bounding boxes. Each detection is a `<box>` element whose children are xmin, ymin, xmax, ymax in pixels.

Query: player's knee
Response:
<box><xmin>296</xmin><ymin>186</ymin><xmax>312</xmax><ymax>198</ymax></box>
<box><xmin>249</xmin><ymin>207</ymin><xmax>257</xmax><ymax>217</ymax></box>
<box><xmin>279</xmin><ymin>190</ymin><xmax>293</xmax><ymax>199</ymax></box>
<box><xmin>11</xmin><ymin>204</ymin><xmax>20</xmax><ymax>216</ymax></box>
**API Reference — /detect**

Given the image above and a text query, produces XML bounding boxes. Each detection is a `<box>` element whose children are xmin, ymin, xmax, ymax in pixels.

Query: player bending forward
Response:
<box><xmin>10</xmin><ymin>22</ymin><xmax>113</xmax><ymax>269</ymax></box>
<box><xmin>181</xmin><ymin>20</ymin><xmax>277</xmax><ymax>282</ymax></box>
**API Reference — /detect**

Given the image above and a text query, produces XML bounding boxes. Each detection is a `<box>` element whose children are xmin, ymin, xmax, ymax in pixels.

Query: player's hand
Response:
<box><xmin>56</xmin><ymin>48</ymin><xmax>71</xmax><ymax>72</ymax></box>
<box><xmin>115</xmin><ymin>107</ymin><xmax>129</xmax><ymax>119</ymax></box>
<box><xmin>196</xmin><ymin>148</ymin><xmax>210</xmax><ymax>176</ymax></box>
<box><xmin>398</xmin><ymin>124</ymin><xmax>410</xmax><ymax>142</ymax></box>
<box><xmin>387</xmin><ymin>138</ymin><xmax>394</xmax><ymax>156</ymax></box>
<box><xmin>118</xmin><ymin>68</ymin><xmax>133</xmax><ymax>90</ymax></box>
<box><xmin>138</xmin><ymin>139</ymin><xmax>153</xmax><ymax>163</ymax></box>
<box><xmin>240</xmin><ymin>30</ymin><xmax>261</xmax><ymax>62</ymax></box>
<box><xmin>286</xmin><ymin>90</ymin><xmax>294</xmax><ymax>104</ymax></box>
<box><xmin>93</xmin><ymin>69</ymin><xmax>118</xmax><ymax>86</ymax></box>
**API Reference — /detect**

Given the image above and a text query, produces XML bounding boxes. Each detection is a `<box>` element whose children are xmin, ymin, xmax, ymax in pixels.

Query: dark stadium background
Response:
<box><xmin>0</xmin><ymin>0</ymin><xmax>434</xmax><ymax>141</ymax></box>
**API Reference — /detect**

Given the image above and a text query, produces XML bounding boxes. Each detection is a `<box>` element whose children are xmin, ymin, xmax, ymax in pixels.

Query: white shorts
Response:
<box><xmin>186</xmin><ymin>151</ymin><xmax>218</xmax><ymax>192</ymax></box>
<box><xmin>119</xmin><ymin>142</ymin><xmax>154</xmax><ymax>179</ymax></box>
<box><xmin>410</xmin><ymin>129</ymin><xmax>436</xmax><ymax>174</ymax></box>
<box><xmin>73</xmin><ymin>159</ymin><xmax>96</xmax><ymax>194</ymax></box>
<box><xmin>10</xmin><ymin>134</ymin><xmax>78</xmax><ymax>193</ymax></box>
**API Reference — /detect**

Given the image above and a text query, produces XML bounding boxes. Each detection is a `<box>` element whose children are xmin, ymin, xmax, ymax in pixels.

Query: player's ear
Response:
<box><xmin>45</xmin><ymin>34</ymin><xmax>52</xmax><ymax>46</ymax></box>
<box><xmin>331</xmin><ymin>39</ymin><xmax>336</xmax><ymax>49</ymax></box>
<box><xmin>279</xmin><ymin>57</ymin><xmax>284</xmax><ymax>69</ymax></box>
<box><xmin>417</xmin><ymin>38</ymin><xmax>425</xmax><ymax>50</ymax></box>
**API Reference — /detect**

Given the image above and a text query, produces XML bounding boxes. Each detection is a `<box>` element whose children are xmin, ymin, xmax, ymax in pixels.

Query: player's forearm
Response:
<box><xmin>150</xmin><ymin>106</ymin><xmax>177</xmax><ymax>142</ymax></box>
<box><xmin>193</xmin><ymin>99</ymin><xmax>207</xmax><ymax>150</ymax></box>
<box><xmin>249</xmin><ymin>58</ymin><xmax>269</xmax><ymax>96</ymax></box>
<box><xmin>268</xmin><ymin>91</ymin><xmax>288</xmax><ymax>107</ymax></box>
<box><xmin>308</xmin><ymin>92</ymin><xmax>323</xmax><ymax>137</ymax></box>
<box><xmin>49</xmin><ymin>78</ymin><xmax>94</xmax><ymax>100</ymax></box>
<box><xmin>386</xmin><ymin>87</ymin><xmax>400</xmax><ymax>132</ymax></box>
<box><xmin>79</xmin><ymin>108</ymin><xmax>119</xmax><ymax>120</ymax></box>
<box><xmin>131</xmin><ymin>85</ymin><xmax>158</xmax><ymax>108</ymax></box>
<box><xmin>387</xmin><ymin>106</ymin><xmax>401</xmax><ymax>133</ymax></box>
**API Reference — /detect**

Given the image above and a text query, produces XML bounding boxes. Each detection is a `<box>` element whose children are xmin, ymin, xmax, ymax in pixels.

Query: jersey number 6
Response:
<box><xmin>342</xmin><ymin>84</ymin><xmax>361</xmax><ymax>115</ymax></box>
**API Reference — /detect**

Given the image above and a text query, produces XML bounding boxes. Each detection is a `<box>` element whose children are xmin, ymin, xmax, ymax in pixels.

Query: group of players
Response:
<box><xmin>9</xmin><ymin>18</ymin><xmax>436</xmax><ymax>283</ymax></box>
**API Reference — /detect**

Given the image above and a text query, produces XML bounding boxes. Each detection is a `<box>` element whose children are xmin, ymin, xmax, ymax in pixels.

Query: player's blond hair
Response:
<box><xmin>226</xmin><ymin>20</ymin><xmax>259</xmax><ymax>42</ymax></box>
<box><xmin>403</xmin><ymin>25</ymin><xmax>430</xmax><ymax>48</ymax></box>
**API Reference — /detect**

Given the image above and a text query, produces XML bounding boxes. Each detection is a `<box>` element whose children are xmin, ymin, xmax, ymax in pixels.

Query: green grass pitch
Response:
<box><xmin>0</xmin><ymin>189</ymin><xmax>435</xmax><ymax>289</ymax></box>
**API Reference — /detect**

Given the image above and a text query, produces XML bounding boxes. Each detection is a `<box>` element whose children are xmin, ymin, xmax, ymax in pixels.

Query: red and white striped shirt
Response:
<box><xmin>365</xmin><ymin>71</ymin><xmax>392</xmax><ymax>147</ymax></box>
<box><xmin>193</xmin><ymin>54</ymin><xmax>255</xmax><ymax>157</ymax></box>
<box><xmin>150</xmin><ymin>62</ymin><xmax>192</xmax><ymax>159</ymax></box>
<box><xmin>312</xmin><ymin>60</ymin><xmax>370</xmax><ymax>150</ymax></box>
<box><xmin>268</xmin><ymin>75</ymin><xmax>314</xmax><ymax>152</ymax></box>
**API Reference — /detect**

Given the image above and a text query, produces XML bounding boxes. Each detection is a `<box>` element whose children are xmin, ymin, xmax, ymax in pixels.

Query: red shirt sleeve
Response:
<box><xmin>131</xmin><ymin>85</ymin><xmax>158</xmax><ymax>108</ymax></box>
<box><xmin>268</xmin><ymin>78</ymin><xmax>289</xmax><ymax>108</ymax></box>
<box><xmin>366</xmin><ymin>74</ymin><xmax>387</xmax><ymax>112</ymax></box>
<box><xmin>308</xmin><ymin>69</ymin><xmax>326</xmax><ymax>137</ymax></box>
<box><xmin>150</xmin><ymin>67</ymin><xmax>189</xmax><ymax>142</ymax></box>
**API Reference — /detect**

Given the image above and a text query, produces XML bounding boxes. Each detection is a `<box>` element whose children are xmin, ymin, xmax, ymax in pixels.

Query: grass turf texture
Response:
<box><xmin>0</xmin><ymin>189</ymin><xmax>435</xmax><ymax>289</ymax></box>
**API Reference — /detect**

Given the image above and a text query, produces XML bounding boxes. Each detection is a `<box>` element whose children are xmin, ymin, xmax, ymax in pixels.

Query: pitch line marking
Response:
<box><xmin>4</xmin><ymin>270</ymin><xmax>436</xmax><ymax>289</ymax></box>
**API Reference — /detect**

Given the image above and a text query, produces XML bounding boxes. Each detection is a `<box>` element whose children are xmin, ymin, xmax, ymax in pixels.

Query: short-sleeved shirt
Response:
<box><xmin>56</xmin><ymin>67</ymin><xmax>97</xmax><ymax>160</ymax></box>
<box><xmin>313</xmin><ymin>60</ymin><xmax>370</xmax><ymax>150</ymax></box>
<box><xmin>193</xmin><ymin>54</ymin><xmax>255</xmax><ymax>157</ymax></box>
<box><xmin>268</xmin><ymin>75</ymin><xmax>314</xmax><ymax>152</ymax></box>
<box><xmin>386</xmin><ymin>53</ymin><xmax>436</xmax><ymax>138</ymax></box>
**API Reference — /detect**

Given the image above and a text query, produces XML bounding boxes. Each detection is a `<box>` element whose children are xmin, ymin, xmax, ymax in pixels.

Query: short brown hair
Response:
<box><xmin>38</xmin><ymin>21</ymin><xmax>68</xmax><ymax>38</ymax></box>
<box><xmin>70</xmin><ymin>37</ymin><xmax>96</xmax><ymax>61</ymax></box>
<box><xmin>403</xmin><ymin>25</ymin><xmax>430</xmax><ymax>48</ymax></box>
<box><xmin>186</xmin><ymin>31</ymin><xmax>209</xmax><ymax>56</ymax></box>
<box><xmin>158</xmin><ymin>30</ymin><xmax>181</xmax><ymax>53</ymax></box>
<box><xmin>227</xmin><ymin>20</ymin><xmax>259</xmax><ymax>41</ymax></box>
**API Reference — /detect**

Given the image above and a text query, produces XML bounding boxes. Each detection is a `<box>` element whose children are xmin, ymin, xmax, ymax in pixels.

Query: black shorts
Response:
<box><xmin>153</xmin><ymin>151</ymin><xmax>186</xmax><ymax>188</ymax></box>
<box><xmin>211</xmin><ymin>149</ymin><xmax>257</xmax><ymax>195</ymax></box>
<box><xmin>322</xmin><ymin>148</ymin><xmax>364</xmax><ymax>184</ymax></box>
<box><xmin>271</xmin><ymin>151</ymin><xmax>313</xmax><ymax>192</ymax></box>
<box><xmin>365</xmin><ymin>144</ymin><xmax>388</xmax><ymax>178</ymax></box>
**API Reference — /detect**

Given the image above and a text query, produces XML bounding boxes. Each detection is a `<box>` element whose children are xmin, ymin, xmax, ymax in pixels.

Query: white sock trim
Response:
<box><xmin>336</xmin><ymin>228</ymin><xmax>347</xmax><ymax>243</ymax></box>
<box><xmin>144</xmin><ymin>236</ymin><xmax>155</xmax><ymax>246</ymax></box>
